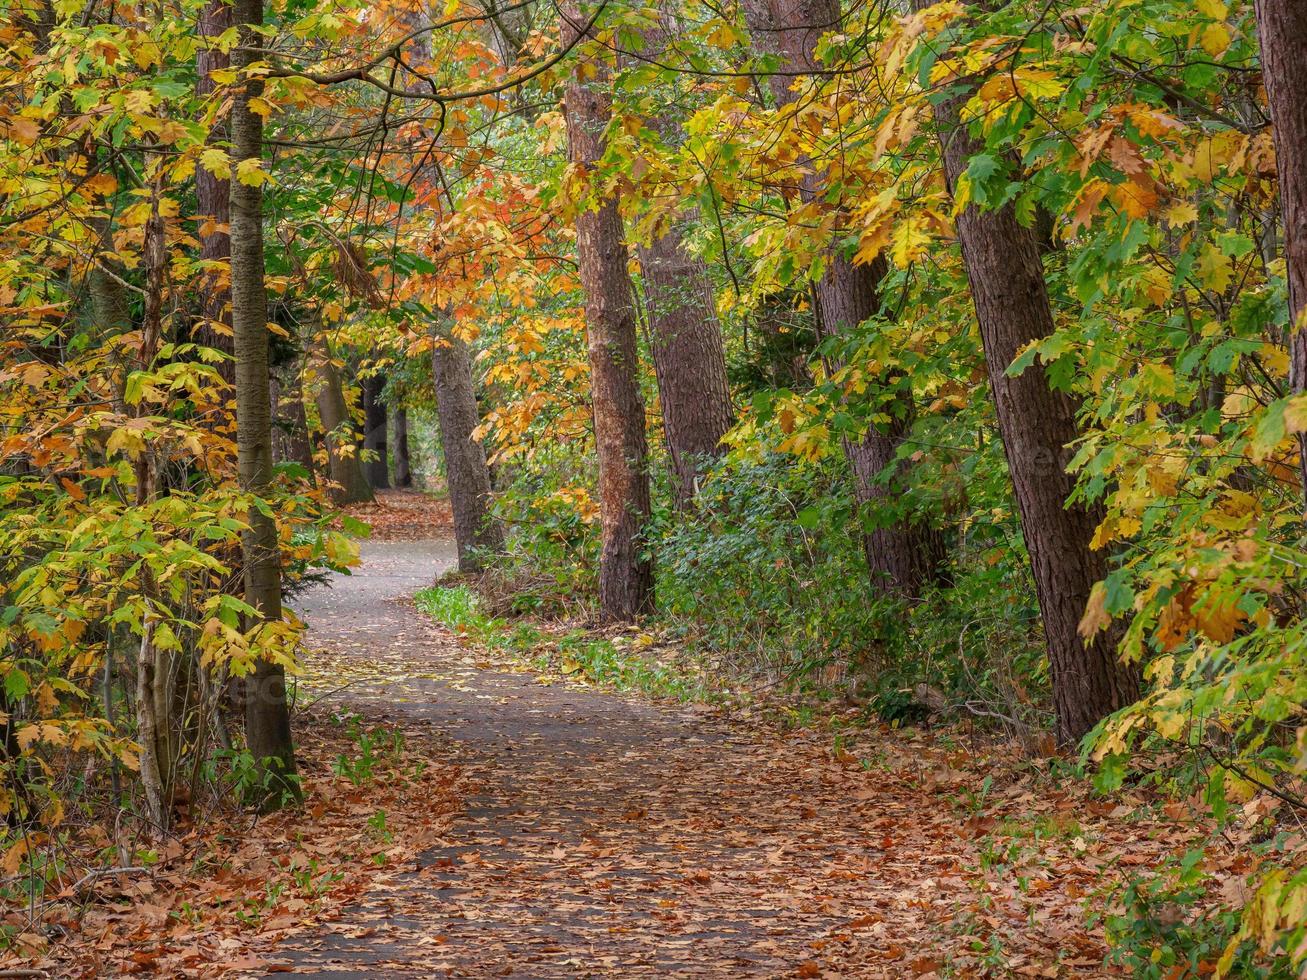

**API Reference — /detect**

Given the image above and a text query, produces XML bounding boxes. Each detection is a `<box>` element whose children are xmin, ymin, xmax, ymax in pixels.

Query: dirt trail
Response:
<box><xmin>266</xmin><ymin>502</ymin><xmax>1108</xmax><ymax>978</ymax></box>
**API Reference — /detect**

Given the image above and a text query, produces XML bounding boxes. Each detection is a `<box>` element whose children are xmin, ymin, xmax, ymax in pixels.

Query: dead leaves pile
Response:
<box><xmin>4</xmin><ymin>710</ymin><xmax>464</xmax><ymax>979</ymax></box>
<box><xmin>340</xmin><ymin>488</ymin><xmax>452</xmax><ymax>542</ymax></box>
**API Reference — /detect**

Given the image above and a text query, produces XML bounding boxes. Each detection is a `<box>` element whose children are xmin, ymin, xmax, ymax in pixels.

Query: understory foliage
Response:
<box><xmin>2</xmin><ymin>0</ymin><xmax>1306</xmax><ymax>971</ymax></box>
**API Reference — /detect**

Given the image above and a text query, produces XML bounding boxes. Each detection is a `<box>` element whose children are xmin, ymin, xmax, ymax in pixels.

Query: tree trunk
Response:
<box><xmin>284</xmin><ymin>379</ymin><xmax>315</xmax><ymax>476</ymax></box>
<box><xmin>634</xmin><ymin>13</ymin><xmax>734</xmax><ymax>509</ymax></box>
<box><xmin>196</xmin><ymin>0</ymin><xmax>234</xmax><ymax>386</ymax></box>
<box><xmin>1255</xmin><ymin>0</ymin><xmax>1307</xmax><ymax>504</ymax></box>
<box><xmin>269</xmin><ymin>375</ymin><xmax>314</xmax><ymax>476</ymax></box>
<box><xmin>745</xmin><ymin>0</ymin><xmax>945</xmax><ymax>598</ymax></box>
<box><xmin>361</xmin><ymin>373</ymin><xmax>390</xmax><ymax>490</ymax></box>
<box><xmin>393</xmin><ymin>408</ymin><xmax>412</xmax><ymax>487</ymax></box>
<box><xmin>311</xmin><ymin>345</ymin><xmax>373</xmax><ymax>505</ymax></box>
<box><xmin>921</xmin><ymin>16</ymin><xmax>1139</xmax><ymax>745</ymax></box>
<box><xmin>231</xmin><ymin>0</ymin><xmax>297</xmax><ymax>802</ymax></box>
<box><xmin>135</xmin><ymin>179</ymin><xmax>174</xmax><ymax>832</ymax></box>
<box><xmin>432</xmin><ymin>329</ymin><xmax>504</xmax><ymax>572</ymax></box>
<box><xmin>88</xmin><ymin>216</ymin><xmax>131</xmax><ymax>340</ymax></box>
<box><xmin>562</xmin><ymin>0</ymin><xmax>655</xmax><ymax>620</ymax></box>
<box><xmin>638</xmin><ymin>223</ymin><xmax>734</xmax><ymax>509</ymax></box>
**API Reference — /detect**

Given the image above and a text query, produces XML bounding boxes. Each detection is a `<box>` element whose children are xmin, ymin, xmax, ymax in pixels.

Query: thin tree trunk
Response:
<box><xmin>745</xmin><ymin>0</ymin><xmax>945</xmax><ymax>598</ymax></box>
<box><xmin>361</xmin><ymin>373</ymin><xmax>390</xmax><ymax>490</ymax></box>
<box><xmin>1254</xmin><ymin>0</ymin><xmax>1307</xmax><ymax>505</ymax></box>
<box><xmin>562</xmin><ymin>0</ymin><xmax>655</xmax><ymax>620</ymax></box>
<box><xmin>196</xmin><ymin>0</ymin><xmax>234</xmax><ymax>386</ymax></box>
<box><xmin>312</xmin><ymin>344</ymin><xmax>373</xmax><ymax>505</ymax></box>
<box><xmin>432</xmin><ymin>328</ymin><xmax>504</xmax><ymax>572</ymax></box>
<box><xmin>393</xmin><ymin>408</ymin><xmax>412</xmax><ymax>487</ymax></box>
<box><xmin>231</xmin><ymin>0</ymin><xmax>297</xmax><ymax>802</ymax></box>
<box><xmin>920</xmin><ymin>9</ymin><xmax>1139</xmax><ymax>744</ymax></box>
<box><xmin>135</xmin><ymin>181</ymin><xmax>172</xmax><ymax>831</ymax></box>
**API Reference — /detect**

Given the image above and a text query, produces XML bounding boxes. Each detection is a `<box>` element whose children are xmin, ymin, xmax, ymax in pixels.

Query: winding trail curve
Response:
<box><xmin>263</xmin><ymin>508</ymin><xmax>1093</xmax><ymax>978</ymax></box>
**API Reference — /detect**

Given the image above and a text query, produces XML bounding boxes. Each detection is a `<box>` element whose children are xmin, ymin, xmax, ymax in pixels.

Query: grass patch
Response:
<box><xmin>414</xmin><ymin>584</ymin><xmax>723</xmax><ymax>703</ymax></box>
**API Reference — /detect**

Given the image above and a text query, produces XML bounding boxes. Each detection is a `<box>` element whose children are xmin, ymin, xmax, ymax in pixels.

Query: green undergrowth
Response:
<box><xmin>413</xmin><ymin>584</ymin><xmax>727</xmax><ymax>704</ymax></box>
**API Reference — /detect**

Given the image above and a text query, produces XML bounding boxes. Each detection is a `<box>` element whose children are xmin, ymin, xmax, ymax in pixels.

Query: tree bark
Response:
<box><xmin>920</xmin><ymin>10</ymin><xmax>1139</xmax><ymax>744</ymax></box>
<box><xmin>639</xmin><ymin>221</ymin><xmax>735</xmax><ymax>509</ymax></box>
<box><xmin>88</xmin><ymin>216</ymin><xmax>132</xmax><ymax>341</ymax></box>
<box><xmin>562</xmin><ymin>0</ymin><xmax>655</xmax><ymax>620</ymax></box>
<box><xmin>311</xmin><ymin>344</ymin><xmax>373</xmax><ymax>504</ymax></box>
<box><xmin>745</xmin><ymin>0</ymin><xmax>945</xmax><ymax>598</ymax></box>
<box><xmin>393</xmin><ymin>408</ymin><xmax>412</xmax><ymax>487</ymax></box>
<box><xmin>231</xmin><ymin>0</ymin><xmax>297</xmax><ymax>802</ymax></box>
<box><xmin>134</xmin><ymin>180</ymin><xmax>174</xmax><ymax>832</ymax></box>
<box><xmin>432</xmin><ymin>329</ymin><xmax>504</xmax><ymax>572</ymax></box>
<box><xmin>284</xmin><ymin>379</ymin><xmax>315</xmax><ymax>476</ymax></box>
<box><xmin>196</xmin><ymin>0</ymin><xmax>234</xmax><ymax>386</ymax></box>
<box><xmin>634</xmin><ymin>13</ymin><xmax>735</xmax><ymax>509</ymax></box>
<box><xmin>1254</xmin><ymin>0</ymin><xmax>1307</xmax><ymax>504</ymax></box>
<box><xmin>361</xmin><ymin>373</ymin><xmax>390</xmax><ymax>490</ymax></box>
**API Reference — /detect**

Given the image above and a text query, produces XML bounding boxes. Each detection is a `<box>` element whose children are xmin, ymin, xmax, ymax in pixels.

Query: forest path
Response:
<box><xmin>263</xmin><ymin>494</ymin><xmax>1085</xmax><ymax>978</ymax></box>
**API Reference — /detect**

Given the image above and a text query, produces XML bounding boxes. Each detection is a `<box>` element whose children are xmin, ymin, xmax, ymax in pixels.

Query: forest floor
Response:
<box><xmin>241</xmin><ymin>490</ymin><xmax>1235</xmax><ymax>979</ymax></box>
<box><xmin>15</xmin><ymin>491</ymin><xmax>1248</xmax><ymax>978</ymax></box>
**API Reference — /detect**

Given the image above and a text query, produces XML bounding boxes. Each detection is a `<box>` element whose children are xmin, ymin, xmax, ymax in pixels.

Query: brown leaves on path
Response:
<box><xmin>250</xmin><ymin>538</ymin><xmax>1242</xmax><ymax>977</ymax></box>
<box><xmin>16</xmin><ymin>532</ymin><xmax>1258</xmax><ymax>978</ymax></box>
<box><xmin>6</xmin><ymin>712</ymin><xmax>464</xmax><ymax>979</ymax></box>
<box><xmin>338</xmin><ymin>488</ymin><xmax>452</xmax><ymax>542</ymax></box>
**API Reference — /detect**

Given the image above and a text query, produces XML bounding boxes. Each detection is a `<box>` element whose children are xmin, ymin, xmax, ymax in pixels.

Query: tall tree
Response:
<box><xmin>404</xmin><ymin>7</ymin><xmax>502</xmax><ymax>545</ymax></box>
<box><xmin>196</xmin><ymin>0</ymin><xmax>234</xmax><ymax>385</ymax></box>
<box><xmin>916</xmin><ymin>0</ymin><xmax>1139</xmax><ymax>745</ymax></box>
<box><xmin>1254</xmin><ymin>0</ymin><xmax>1307</xmax><ymax>503</ymax></box>
<box><xmin>361</xmin><ymin>372</ymin><xmax>390</xmax><ymax>490</ymax></box>
<box><xmin>744</xmin><ymin>0</ymin><xmax>945</xmax><ymax>598</ymax></box>
<box><xmin>562</xmin><ymin>0</ymin><xmax>655</xmax><ymax>620</ymax></box>
<box><xmin>634</xmin><ymin>12</ymin><xmax>735</xmax><ymax>510</ymax></box>
<box><xmin>639</xmin><ymin>213</ymin><xmax>735</xmax><ymax>510</ymax></box>
<box><xmin>432</xmin><ymin>328</ymin><xmax>504</xmax><ymax>572</ymax></box>
<box><xmin>231</xmin><ymin>0</ymin><xmax>297</xmax><ymax>800</ymax></box>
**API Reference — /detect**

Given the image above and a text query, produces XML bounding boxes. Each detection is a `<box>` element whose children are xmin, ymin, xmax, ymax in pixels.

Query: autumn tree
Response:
<box><xmin>433</xmin><ymin>329</ymin><xmax>505</xmax><ymax>572</ymax></box>
<box><xmin>401</xmin><ymin>5</ymin><xmax>505</xmax><ymax>565</ymax></box>
<box><xmin>913</xmin><ymin>0</ymin><xmax>1139</xmax><ymax>745</ymax></box>
<box><xmin>1254</xmin><ymin>0</ymin><xmax>1307</xmax><ymax>503</ymax></box>
<box><xmin>562</xmin><ymin>0</ymin><xmax>655</xmax><ymax>620</ymax></box>
<box><xmin>361</xmin><ymin>372</ymin><xmax>390</xmax><ymax>490</ymax></box>
<box><xmin>196</xmin><ymin>0</ymin><xmax>234</xmax><ymax>384</ymax></box>
<box><xmin>632</xmin><ymin>12</ymin><xmax>735</xmax><ymax>510</ymax></box>
<box><xmin>231</xmin><ymin>0</ymin><xmax>298</xmax><ymax>800</ymax></box>
<box><xmin>744</xmin><ymin>0</ymin><xmax>945</xmax><ymax>598</ymax></box>
<box><xmin>393</xmin><ymin>408</ymin><xmax>413</xmax><ymax>487</ymax></box>
<box><xmin>311</xmin><ymin>340</ymin><xmax>375</xmax><ymax>505</ymax></box>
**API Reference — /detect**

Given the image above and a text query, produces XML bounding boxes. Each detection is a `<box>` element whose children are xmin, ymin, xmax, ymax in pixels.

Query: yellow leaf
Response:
<box><xmin>248</xmin><ymin>96</ymin><xmax>279</xmax><ymax>118</ymax></box>
<box><xmin>199</xmin><ymin>148</ymin><xmax>231</xmax><ymax>180</ymax></box>
<box><xmin>1200</xmin><ymin>22</ymin><xmax>1231</xmax><ymax>57</ymax></box>
<box><xmin>1282</xmin><ymin>394</ymin><xmax>1307</xmax><ymax>434</ymax></box>
<box><xmin>890</xmin><ymin>216</ymin><xmax>930</xmax><ymax>269</ymax></box>
<box><xmin>235</xmin><ymin>158</ymin><xmax>270</xmax><ymax>187</ymax></box>
<box><xmin>1164</xmin><ymin>201</ymin><xmax>1198</xmax><ymax>227</ymax></box>
<box><xmin>1196</xmin><ymin>244</ymin><xmax>1234</xmax><ymax>292</ymax></box>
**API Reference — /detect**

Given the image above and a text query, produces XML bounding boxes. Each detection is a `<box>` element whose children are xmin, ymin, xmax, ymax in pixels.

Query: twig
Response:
<box><xmin>33</xmin><ymin>866</ymin><xmax>147</xmax><ymax>914</ymax></box>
